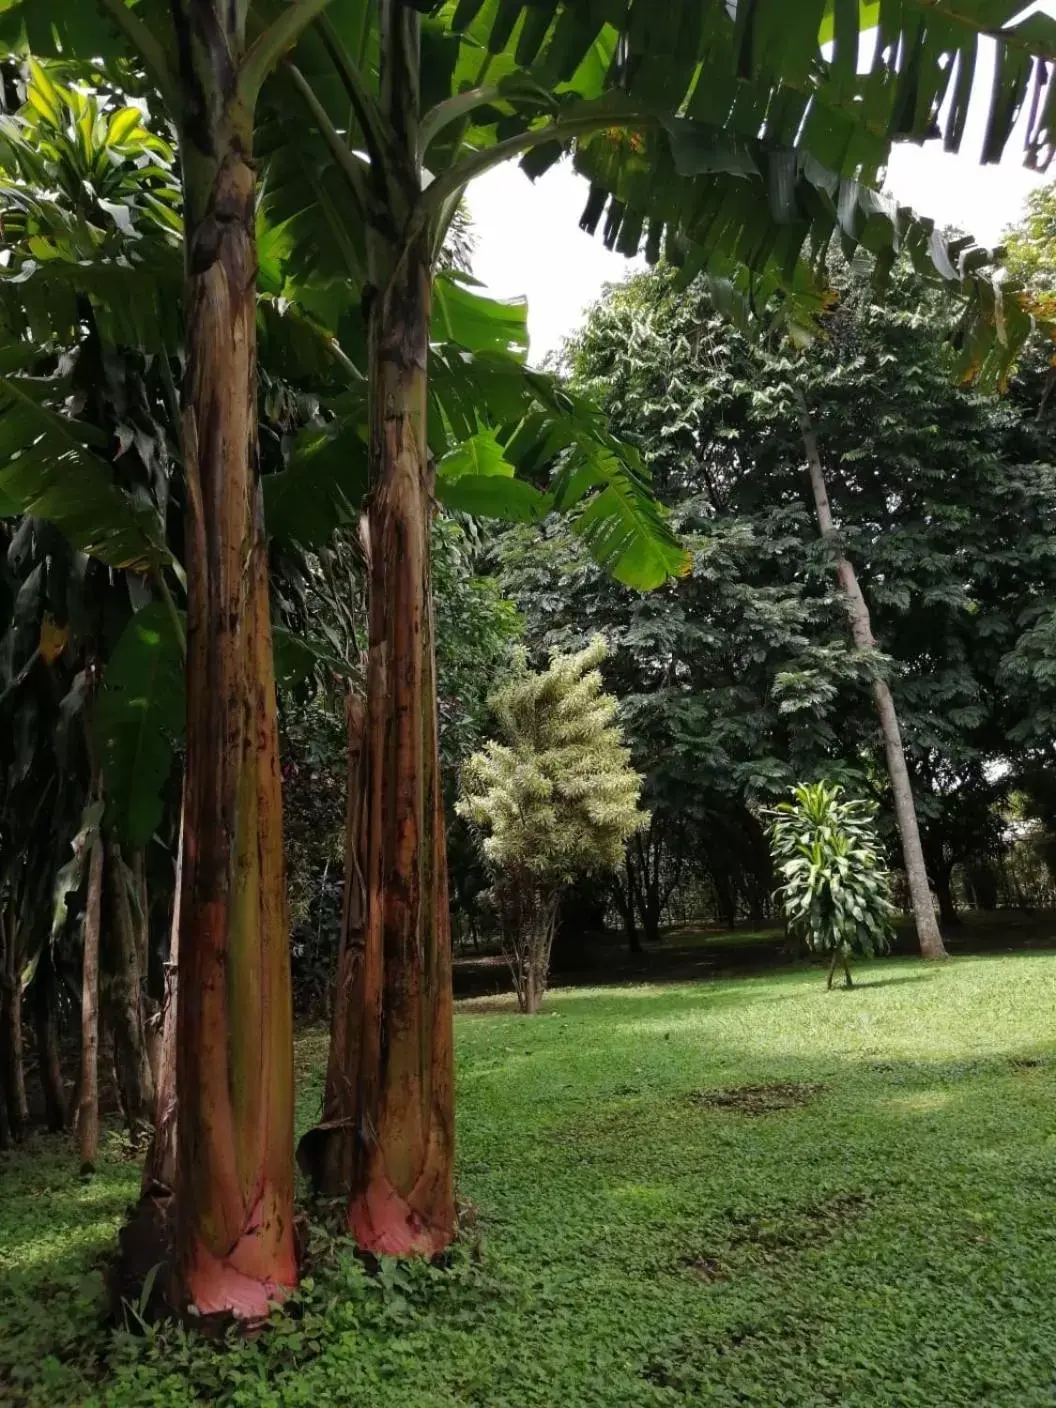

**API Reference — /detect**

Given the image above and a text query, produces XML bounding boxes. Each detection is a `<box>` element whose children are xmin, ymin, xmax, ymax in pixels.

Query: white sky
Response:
<box><xmin>467</xmin><ymin>16</ymin><xmax>1056</xmax><ymax>367</ymax></box>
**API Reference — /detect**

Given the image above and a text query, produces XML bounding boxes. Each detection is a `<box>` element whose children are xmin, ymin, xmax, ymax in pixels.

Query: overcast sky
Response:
<box><xmin>467</xmin><ymin>18</ymin><xmax>1055</xmax><ymax>367</ymax></box>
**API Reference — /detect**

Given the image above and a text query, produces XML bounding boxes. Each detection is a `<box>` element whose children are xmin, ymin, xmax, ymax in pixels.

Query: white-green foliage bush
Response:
<box><xmin>458</xmin><ymin>636</ymin><xmax>645</xmax><ymax>1009</ymax></box>
<box><xmin>768</xmin><ymin>781</ymin><xmax>894</xmax><ymax>987</ymax></box>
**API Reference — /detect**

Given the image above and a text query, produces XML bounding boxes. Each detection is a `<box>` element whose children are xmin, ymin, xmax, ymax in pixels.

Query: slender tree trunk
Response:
<box><xmin>106</xmin><ymin>840</ymin><xmax>155</xmax><ymax>1136</ymax></box>
<box><xmin>826</xmin><ymin>950</ymin><xmax>838</xmax><ymax>990</ymax></box>
<box><xmin>0</xmin><ymin>912</ymin><xmax>27</xmax><ymax>1139</ymax></box>
<box><xmin>523</xmin><ymin>892</ymin><xmax>560</xmax><ymax>1015</ymax></box>
<box><xmin>344</xmin><ymin>213</ymin><xmax>454</xmax><ymax>1252</ymax></box>
<box><xmin>798</xmin><ymin>395</ymin><xmax>947</xmax><ymax>960</ymax></box>
<box><xmin>145</xmin><ymin>811</ymin><xmax>182</xmax><ymax>1196</ymax></box>
<box><xmin>935</xmin><ymin>869</ymin><xmax>960</xmax><ymax>928</ymax></box>
<box><xmin>0</xmin><ymin>980</ymin><xmax>26</xmax><ymax>1140</ymax></box>
<box><xmin>303</xmin><ymin>1</ymin><xmax>454</xmax><ymax>1257</ymax></box>
<box><xmin>33</xmin><ymin>944</ymin><xmax>67</xmax><ymax>1132</ymax></box>
<box><xmin>297</xmin><ymin>692</ymin><xmax>368</xmax><ymax>1199</ymax></box>
<box><xmin>616</xmin><ymin>857</ymin><xmax>641</xmax><ymax>953</ymax></box>
<box><xmin>79</xmin><ymin>835</ymin><xmax>104</xmax><ymax>1171</ymax></box>
<box><xmin>172</xmin><ymin>15</ymin><xmax>295</xmax><ymax>1314</ymax></box>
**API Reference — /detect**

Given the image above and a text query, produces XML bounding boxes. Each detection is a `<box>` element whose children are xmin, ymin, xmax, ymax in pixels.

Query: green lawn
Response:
<box><xmin>4</xmin><ymin>952</ymin><xmax>1056</xmax><ymax>1406</ymax></box>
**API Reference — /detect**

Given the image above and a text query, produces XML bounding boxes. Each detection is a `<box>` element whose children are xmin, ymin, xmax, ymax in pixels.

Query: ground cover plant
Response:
<box><xmin>3</xmin><ymin>943</ymin><xmax>1056</xmax><ymax>1407</ymax></box>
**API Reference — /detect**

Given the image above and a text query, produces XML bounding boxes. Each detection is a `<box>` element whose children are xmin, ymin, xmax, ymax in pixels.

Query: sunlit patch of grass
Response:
<box><xmin>3</xmin><ymin>949</ymin><xmax>1056</xmax><ymax>1405</ymax></box>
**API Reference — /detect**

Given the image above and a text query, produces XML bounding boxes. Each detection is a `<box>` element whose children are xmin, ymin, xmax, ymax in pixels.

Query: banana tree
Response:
<box><xmin>262</xmin><ymin>0</ymin><xmax>1056</xmax><ymax>1256</ymax></box>
<box><xmin>5</xmin><ymin>0</ymin><xmax>1056</xmax><ymax>1285</ymax></box>
<box><xmin>0</xmin><ymin>12</ymin><xmax>321</xmax><ymax>1312</ymax></box>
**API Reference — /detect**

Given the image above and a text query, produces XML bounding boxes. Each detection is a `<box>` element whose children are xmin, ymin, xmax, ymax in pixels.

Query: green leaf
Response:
<box><xmin>437</xmin><ymin>473</ymin><xmax>552</xmax><ymax>522</ymax></box>
<box><xmin>263</xmin><ymin>419</ymin><xmax>368</xmax><ymax>548</ymax></box>
<box><xmin>436</xmin><ymin>429</ymin><xmax>512</xmax><ymax>481</ymax></box>
<box><xmin>431</xmin><ymin>271</ymin><xmax>529</xmax><ymax>359</ymax></box>
<box><xmin>0</xmin><ymin>355</ymin><xmax>172</xmax><ymax>573</ymax></box>
<box><xmin>95</xmin><ymin>601</ymin><xmax>185</xmax><ymax>848</ymax></box>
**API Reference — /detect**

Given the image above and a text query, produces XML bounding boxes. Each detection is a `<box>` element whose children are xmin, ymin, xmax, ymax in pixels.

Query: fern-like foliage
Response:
<box><xmin>458</xmin><ymin>635</ymin><xmax>646</xmax><ymax>1011</ymax></box>
<box><xmin>458</xmin><ymin>636</ymin><xmax>646</xmax><ymax>885</ymax></box>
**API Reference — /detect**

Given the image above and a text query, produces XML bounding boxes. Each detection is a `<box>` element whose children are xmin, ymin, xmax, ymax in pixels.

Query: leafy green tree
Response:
<box><xmin>1004</xmin><ymin>182</ymin><xmax>1056</xmax><ymax>297</ymax></box>
<box><xmin>553</xmin><ymin>260</ymin><xmax>1056</xmax><ymax>944</ymax></box>
<box><xmin>768</xmin><ymin>782</ymin><xmax>894</xmax><ymax>989</ymax></box>
<box><xmin>458</xmin><ymin>637</ymin><xmax>645</xmax><ymax>1012</ymax></box>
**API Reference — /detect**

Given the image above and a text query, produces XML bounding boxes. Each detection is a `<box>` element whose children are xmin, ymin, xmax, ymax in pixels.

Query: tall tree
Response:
<box><xmin>551</xmin><ymin>262</ymin><xmax>1056</xmax><ymax>936</ymax></box>
<box><xmin>797</xmin><ymin>392</ymin><xmax>946</xmax><ymax>958</ymax></box>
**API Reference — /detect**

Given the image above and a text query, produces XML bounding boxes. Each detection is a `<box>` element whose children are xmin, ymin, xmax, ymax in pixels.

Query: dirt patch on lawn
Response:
<box><xmin>678</xmin><ymin>1254</ymin><xmax>731</xmax><ymax>1281</ymax></box>
<box><xmin>1008</xmin><ymin>1055</ymin><xmax>1046</xmax><ymax>1071</ymax></box>
<box><xmin>679</xmin><ymin>1191</ymin><xmax>873</xmax><ymax>1282</ymax></box>
<box><xmin>688</xmin><ymin>1081</ymin><xmax>825</xmax><ymax>1115</ymax></box>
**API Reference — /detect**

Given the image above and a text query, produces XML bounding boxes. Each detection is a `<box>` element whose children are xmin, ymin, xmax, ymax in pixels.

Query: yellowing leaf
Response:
<box><xmin>39</xmin><ymin>614</ymin><xmax>68</xmax><ymax>664</ymax></box>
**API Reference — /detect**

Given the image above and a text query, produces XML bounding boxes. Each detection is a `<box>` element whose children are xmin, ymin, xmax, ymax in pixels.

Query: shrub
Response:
<box><xmin>768</xmin><ymin>781</ymin><xmax>894</xmax><ymax>988</ymax></box>
<box><xmin>457</xmin><ymin>637</ymin><xmax>645</xmax><ymax>1011</ymax></box>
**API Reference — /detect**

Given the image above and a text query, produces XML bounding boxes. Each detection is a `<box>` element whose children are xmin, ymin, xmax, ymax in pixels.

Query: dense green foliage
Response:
<box><xmin>769</xmin><ymin>782</ymin><xmax>894</xmax><ymax>984</ymax></box>
<box><xmin>496</xmin><ymin>255</ymin><xmax>1056</xmax><ymax>941</ymax></box>
<box><xmin>4</xmin><ymin>943</ymin><xmax>1056</xmax><ymax>1404</ymax></box>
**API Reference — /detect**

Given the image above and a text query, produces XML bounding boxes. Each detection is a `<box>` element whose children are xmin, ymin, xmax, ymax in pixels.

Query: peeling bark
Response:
<box><xmin>345</xmin><ymin>226</ymin><xmax>454</xmax><ymax>1254</ymax></box>
<box><xmin>171</xmin><ymin>6</ymin><xmax>295</xmax><ymax>1315</ymax></box>
<box><xmin>798</xmin><ymin>396</ymin><xmax>947</xmax><ymax>961</ymax></box>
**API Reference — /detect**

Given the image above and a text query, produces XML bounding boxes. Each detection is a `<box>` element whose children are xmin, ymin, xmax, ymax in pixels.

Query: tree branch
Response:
<box><xmin>239</xmin><ymin>0</ymin><xmax>335</xmax><ymax>111</ymax></box>
<box><xmin>97</xmin><ymin>0</ymin><xmax>180</xmax><ymax>118</ymax></box>
<box><xmin>422</xmin><ymin>111</ymin><xmax>657</xmax><ymax>218</ymax></box>
<box><xmin>285</xmin><ymin>63</ymin><xmax>373</xmax><ymax>222</ymax></box>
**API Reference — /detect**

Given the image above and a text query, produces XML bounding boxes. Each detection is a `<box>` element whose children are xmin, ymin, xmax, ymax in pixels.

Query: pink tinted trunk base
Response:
<box><xmin>184</xmin><ymin>1189</ymin><xmax>297</xmax><ymax>1318</ymax></box>
<box><xmin>349</xmin><ymin>1173</ymin><xmax>451</xmax><ymax>1257</ymax></box>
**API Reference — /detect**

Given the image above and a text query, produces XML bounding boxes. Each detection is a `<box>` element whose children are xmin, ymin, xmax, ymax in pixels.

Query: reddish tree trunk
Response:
<box><xmin>347</xmin><ymin>231</ymin><xmax>454</xmax><ymax>1254</ymax></box>
<box><xmin>173</xmin><ymin>91</ymin><xmax>294</xmax><ymax>1313</ymax></box>
<box><xmin>302</xmin><ymin>233</ymin><xmax>454</xmax><ymax>1254</ymax></box>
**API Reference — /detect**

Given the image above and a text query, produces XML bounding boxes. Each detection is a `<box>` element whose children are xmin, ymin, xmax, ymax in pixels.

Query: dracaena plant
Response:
<box><xmin>768</xmin><ymin>781</ymin><xmax>895</xmax><ymax>990</ymax></box>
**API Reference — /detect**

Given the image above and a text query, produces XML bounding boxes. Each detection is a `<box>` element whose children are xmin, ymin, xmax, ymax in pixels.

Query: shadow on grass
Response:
<box><xmin>838</xmin><ymin>972</ymin><xmax>941</xmax><ymax>990</ymax></box>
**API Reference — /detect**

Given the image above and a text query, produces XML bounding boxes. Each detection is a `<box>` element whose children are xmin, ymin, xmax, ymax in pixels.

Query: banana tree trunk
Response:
<box><xmin>0</xmin><ymin>911</ymin><xmax>27</xmax><ymax>1140</ymax></box>
<box><xmin>78</xmin><ymin>835</ymin><xmax>104</xmax><ymax>1170</ymax></box>
<box><xmin>798</xmin><ymin>395</ymin><xmax>946</xmax><ymax>960</ymax></box>
<box><xmin>348</xmin><ymin>226</ymin><xmax>454</xmax><ymax>1254</ymax></box>
<box><xmin>173</xmin><ymin>21</ymin><xmax>295</xmax><ymax>1315</ymax></box>
<box><xmin>301</xmin><ymin>2</ymin><xmax>454</xmax><ymax>1256</ymax></box>
<box><xmin>106</xmin><ymin>840</ymin><xmax>155</xmax><ymax>1136</ymax></box>
<box><xmin>33</xmin><ymin>943</ymin><xmax>67</xmax><ymax>1132</ymax></box>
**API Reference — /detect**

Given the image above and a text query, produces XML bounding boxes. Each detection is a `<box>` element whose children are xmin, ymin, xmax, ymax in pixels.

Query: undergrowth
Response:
<box><xmin>2</xmin><ymin>950</ymin><xmax>1056</xmax><ymax>1406</ymax></box>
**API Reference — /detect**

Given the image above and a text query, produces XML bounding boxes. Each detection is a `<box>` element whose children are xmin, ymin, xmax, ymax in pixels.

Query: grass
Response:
<box><xmin>3</xmin><ymin>951</ymin><xmax>1056</xmax><ymax>1406</ymax></box>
